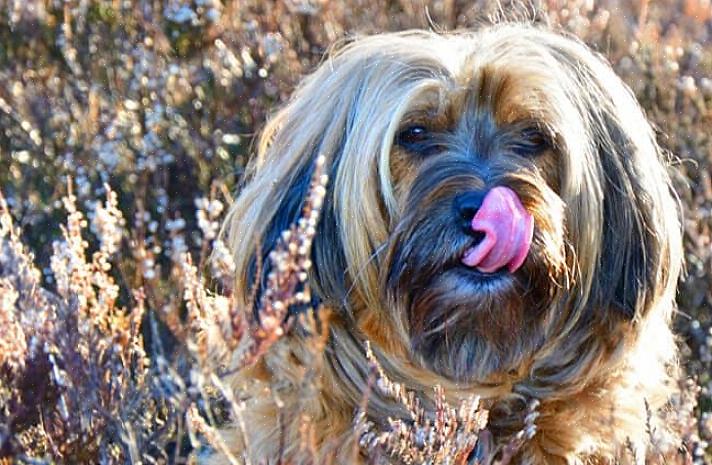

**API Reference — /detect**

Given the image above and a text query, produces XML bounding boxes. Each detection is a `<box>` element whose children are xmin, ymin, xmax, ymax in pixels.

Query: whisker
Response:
<box><xmin>342</xmin><ymin>240</ymin><xmax>391</xmax><ymax>306</ymax></box>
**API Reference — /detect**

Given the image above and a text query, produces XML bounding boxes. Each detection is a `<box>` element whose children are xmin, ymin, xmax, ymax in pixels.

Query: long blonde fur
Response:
<box><xmin>215</xmin><ymin>23</ymin><xmax>683</xmax><ymax>465</ymax></box>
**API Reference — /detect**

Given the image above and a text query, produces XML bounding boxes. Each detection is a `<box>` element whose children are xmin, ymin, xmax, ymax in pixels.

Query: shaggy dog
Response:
<box><xmin>214</xmin><ymin>23</ymin><xmax>683</xmax><ymax>465</ymax></box>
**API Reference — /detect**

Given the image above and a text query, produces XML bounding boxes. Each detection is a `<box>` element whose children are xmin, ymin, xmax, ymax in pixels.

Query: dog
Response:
<box><xmin>213</xmin><ymin>23</ymin><xmax>683</xmax><ymax>465</ymax></box>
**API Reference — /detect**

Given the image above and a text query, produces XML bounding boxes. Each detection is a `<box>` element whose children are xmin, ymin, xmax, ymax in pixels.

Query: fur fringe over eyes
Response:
<box><xmin>216</xmin><ymin>23</ymin><xmax>683</xmax><ymax>465</ymax></box>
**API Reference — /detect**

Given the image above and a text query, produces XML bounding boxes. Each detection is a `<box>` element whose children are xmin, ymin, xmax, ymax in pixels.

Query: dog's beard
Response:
<box><xmin>385</xmin><ymin>158</ymin><xmax>565</xmax><ymax>382</ymax></box>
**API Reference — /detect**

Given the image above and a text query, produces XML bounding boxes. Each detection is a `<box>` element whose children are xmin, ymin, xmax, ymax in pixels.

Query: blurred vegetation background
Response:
<box><xmin>0</xmin><ymin>0</ymin><xmax>710</xmax><ymax>463</ymax></box>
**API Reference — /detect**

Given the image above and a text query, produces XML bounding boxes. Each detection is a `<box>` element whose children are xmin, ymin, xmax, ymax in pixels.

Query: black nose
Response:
<box><xmin>453</xmin><ymin>191</ymin><xmax>485</xmax><ymax>236</ymax></box>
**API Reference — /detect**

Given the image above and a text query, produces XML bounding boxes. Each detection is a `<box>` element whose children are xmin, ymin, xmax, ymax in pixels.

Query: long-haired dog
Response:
<box><xmin>214</xmin><ymin>23</ymin><xmax>683</xmax><ymax>465</ymax></box>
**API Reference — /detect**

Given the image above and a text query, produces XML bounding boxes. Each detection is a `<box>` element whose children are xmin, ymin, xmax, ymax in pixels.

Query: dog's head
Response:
<box><xmin>221</xmin><ymin>25</ymin><xmax>682</xmax><ymax>383</ymax></box>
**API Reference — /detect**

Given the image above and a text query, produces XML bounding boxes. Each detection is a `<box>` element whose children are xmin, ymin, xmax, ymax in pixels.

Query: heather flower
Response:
<box><xmin>196</xmin><ymin>197</ymin><xmax>224</xmax><ymax>241</ymax></box>
<box><xmin>90</xmin><ymin>185</ymin><xmax>125</xmax><ymax>257</ymax></box>
<box><xmin>0</xmin><ymin>279</ymin><xmax>26</xmax><ymax>374</ymax></box>
<box><xmin>357</xmin><ymin>341</ymin><xmax>491</xmax><ymax>465</ymax></box>
<box><xmin>235</xmin><ymin>155</ymin><xmax>329</xmax><ymax>367</ymax></box>
<box><xmin>211</xmin><ymin>238</ymin><xmax>237</xmax><ymax>285</ymax></box>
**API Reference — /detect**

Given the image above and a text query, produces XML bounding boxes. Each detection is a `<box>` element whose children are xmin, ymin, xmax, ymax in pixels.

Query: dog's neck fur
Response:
<box><xmin>215</xmin><ymin>307</ymin><xmax>675</xmax><ymax>465</ymax></box>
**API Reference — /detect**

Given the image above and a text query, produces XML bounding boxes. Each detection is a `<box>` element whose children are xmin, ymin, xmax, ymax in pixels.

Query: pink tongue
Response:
<box><xmin>461</xmin><ymin>186</ymin><xmax>534</xmax><ymax>273</ymax></box>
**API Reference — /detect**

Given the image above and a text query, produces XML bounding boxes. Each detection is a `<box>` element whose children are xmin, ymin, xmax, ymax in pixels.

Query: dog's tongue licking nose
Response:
<box><xmin>461</xmin><ymin>186</ymin><xmax>534</xmax><ymax>273</ymax></box>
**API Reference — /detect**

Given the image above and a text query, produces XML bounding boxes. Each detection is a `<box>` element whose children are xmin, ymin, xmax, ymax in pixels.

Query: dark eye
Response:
<box><xmin>398</xmin><ymin>125</ymin><xmax>429</xmax><ymax>145</ymax></box>
<box><xmin>512</xmin><ymin>127</ymin><xmax>550</xmax><ymax>157</ymax></box>
<box><xmin>396</xmin><ymin>125</ymin><xmax>443</xmax><ymax>156</ymax></box>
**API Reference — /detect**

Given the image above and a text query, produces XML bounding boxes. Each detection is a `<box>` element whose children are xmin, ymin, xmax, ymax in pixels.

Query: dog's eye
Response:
<box><xmin>512</xmin><ymin>127</ymin><xmax>550</xmax><ymax>157</ymax></box>
<box><xmin>398</xmin><ymin>126</ymin><xmax>429</xmax><ymax>145</ymax></box>
<box><xmin>396</xmin><ymin>126</ymin><xmax>442</xmax><ymax>156</ymax></box>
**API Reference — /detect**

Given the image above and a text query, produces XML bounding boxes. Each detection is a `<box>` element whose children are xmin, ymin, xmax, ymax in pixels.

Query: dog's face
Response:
<box><xmin>384</xmin><ymin>78</ymin><xmax>567</xmax><ymax>380</ymax></box>
<box><xmin>222</xmin><ymin>25</ymin><xmax>682</xmax><ymax>383</ymax></box>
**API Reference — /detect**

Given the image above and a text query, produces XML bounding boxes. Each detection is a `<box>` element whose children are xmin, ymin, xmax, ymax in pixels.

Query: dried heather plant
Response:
<box><xmin>234</xmin><ymin>154</ymin><xmax>329</xmax><ymax>367</ymax></box>
<box><xmin>0</xmin><ymin>194</ymin><xmax>30</xmax><ymax>376</ymax></box>
<box><xmin>491</xmin><ymin>400</ymin><xmax>539</xmax><ymax>465</ymax></box>
<box><xmin>123</xmin><ymin>156</ymin><xmax>334</xmax><ymax>462</ymax></box>
<box><xmin>0</xmin><ymin>190</ymin><xmax>59</xmax><ymax>451</ymax></box>
<box><xmin>0</xmin><ymin>191</ymin><xmax>56</xmax><ymax>360</ymax></box>
<box><xmin>0</xmin><ymin>184</ymin><xmax>193</xmax><ymax>463</ymax></box>
<box><xmin>354</xmin><ymin>340</ymin><xmax>542</xmax><ymax>465</ymax></box>
<box><xmin>655</xmin><ymin>379</ymin><xmax>710</xmax><ymax>465</ymax></box>
<box><xmin>0</xmin><ymin>280</ymin><xmax>24</xmax><ymax>375</ymax></box>
<box><xmin>356</xmin><ymin>341</ymin><xmax>490</xmax><ymax>465</ymax></box>
<box><xmin>174</xmin><ymin>249</ymin><xmax>235</xmax><ymax>365</ymax></box>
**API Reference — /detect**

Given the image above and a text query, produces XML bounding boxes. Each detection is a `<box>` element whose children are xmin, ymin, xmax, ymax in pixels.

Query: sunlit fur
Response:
<box><xmin>215</xmin><ymin>23</ymin><xmax>683</xmax><ymax>465</ymax></box>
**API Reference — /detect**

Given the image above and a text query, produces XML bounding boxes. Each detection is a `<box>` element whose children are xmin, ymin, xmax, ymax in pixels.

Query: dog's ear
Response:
<box><xmin>547</xmin><ymin>36</ymin><xmax>683</xmax><ymax>322</ymax></box>
<box><xmin>590</xmin><ymin>113</ymin><xmax>674</xmax><ymax>320</ymax></box>
<box><xmin>218</xmin><ymin>35</ymin><xmax>400</xmax><ymax>315</ymax></box>
<box><xmin>219</xmin><ymin>116</ymin><xmax>350</xmax><ymax>318</ymax></box>
<box><xmin>246</xmin><ymin>158</ymin><xmax>349</xmax><ymax>317</ymax></box>
<box><xmin>216</xmin><ymin>60</ymin><xmax>353</xmax><ymax>315</ymax></box>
